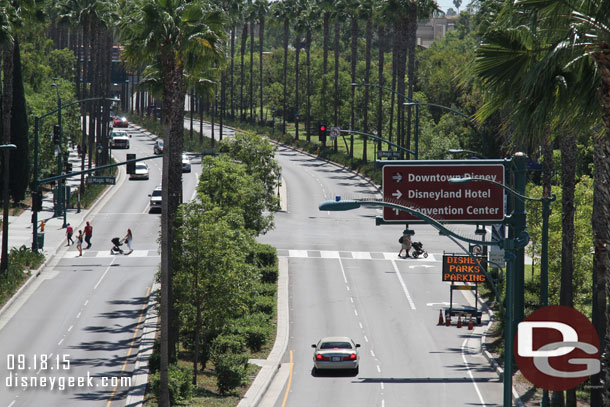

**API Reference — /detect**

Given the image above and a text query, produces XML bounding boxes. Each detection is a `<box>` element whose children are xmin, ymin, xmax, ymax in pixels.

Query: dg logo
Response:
<box><xmin>514</xmin><ymin>305</ymin><xmax>600</xmax><ymax>391</ymax></box>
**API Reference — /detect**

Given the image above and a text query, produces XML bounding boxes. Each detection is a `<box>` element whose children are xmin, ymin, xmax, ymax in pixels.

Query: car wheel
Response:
<box><xmin>353</xmin><ymin>367</ymin><xmax>359</xmax><ymax>375</ymax></box>
<box><xmin>312</xmin><ymin>367</ymin><xmax>318</xmax><ymax>376</ymax></box>
<box><xmin>423</xmin><ymin>252</ymin><xmax>428</xmax><ymax>258</ymax></box>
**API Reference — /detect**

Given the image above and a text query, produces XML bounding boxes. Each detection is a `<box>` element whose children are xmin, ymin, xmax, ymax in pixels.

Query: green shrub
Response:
<box><xmin>253</xmin><ymin>281</ymin><xmax>276</xmax><ymax>297</ymax></box>
<box><xmin>148</xmin><ymin>339</ymin><xmax>160</xmax><ymax>374</ymax></box>
<box><xmin>150</xmin><ymin>363</ymin><xmax>193</xmax><ymax>404</ymax></box>
<box><xmin>260</xmin><ymin>264</ymin><xmax>278</xmax><ymax>284</ymax></box>
<box><xmin>253</xmin><ymin>295</ymin><xmax>275</xmax><ymax>316</ymax></box>
<box><xmin>212</xmin><ymin>351</ymin><xmax>249</xmax><ymax>395</ymax></box>
<box><xmin>254</xmin><ymin>243</ymin><xmax>277</xmax><ymax>267</ymax></box>
<box><xmin>224</xmin><ymin>313</ymin><xmax>272</xmax><ymax>352</ymax></box>
<box><xmin>212</xmin><ymin>333</ymin><xmax>246</xmax><ymax>355</ymax></box>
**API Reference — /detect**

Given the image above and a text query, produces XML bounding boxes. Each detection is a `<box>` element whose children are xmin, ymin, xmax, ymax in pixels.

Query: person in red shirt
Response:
<box><xmin>84</xmin><ymin>221</ymin><xmax>93</xmax><ymax>249</ymax></box>
<box><xmin>66</xmin><ymin>223</ymin><xmax>74</xmax><ymax>246</ymax></box>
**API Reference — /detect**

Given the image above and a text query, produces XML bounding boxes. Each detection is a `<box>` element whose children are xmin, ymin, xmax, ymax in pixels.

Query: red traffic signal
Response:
<box><xmin>320</xmin><ymin>125</ymin><xmax>326</xmax><ymax>131</ymax></box>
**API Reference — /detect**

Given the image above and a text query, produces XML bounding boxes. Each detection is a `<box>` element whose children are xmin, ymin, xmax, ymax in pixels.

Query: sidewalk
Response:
<box><xmin>5</xmin><ymin>145</ymin><xmax>99</xmax><ymax>259</ymax></box>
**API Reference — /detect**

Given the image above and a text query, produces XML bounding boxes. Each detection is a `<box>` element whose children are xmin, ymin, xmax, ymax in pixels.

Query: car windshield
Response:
<box><xmin>152</xmin><ymin>189</ymin><xmax>162</xmax><ymax>197</ymax></box>
<box><xmin>320</xmin><ymin>342</ymin><xmax>352</xmax><ymax>350</ymax></box>
<box><xmin>136</xmin><ymin>164</ymin><xmax>147</xmax><ymax>170</ymax></box>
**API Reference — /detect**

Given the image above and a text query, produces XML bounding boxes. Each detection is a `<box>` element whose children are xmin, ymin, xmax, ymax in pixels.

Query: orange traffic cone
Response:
<box><xmin>438</xmin><ymin>309</ymin><xmax>444</xmax><ymax>325</ymax></box>
<box><xmin>457</xmin><ymin>315</ymin><xmax>462</xmax><ymax>328</ymax></box>
<box><xmin>468</xmin><ymin>316</ymin><xmax>474</xmax><ymax>330</ymax></box>
<box><xmin>445</xmin><ymin>314</ymin><xmax>451</xmax><ymax>326</ymax></box>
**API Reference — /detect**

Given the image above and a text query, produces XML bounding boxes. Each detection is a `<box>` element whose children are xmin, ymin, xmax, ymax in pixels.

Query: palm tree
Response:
<box><xmin>319</xmin><ymin>0</ymin><xmax>333</xmax><ymax>147</ymax></box>
<box><xmin>359</xmin><ymin>0</ymin><xmax>374</xmax><ymax>162</ymax></box>
<box><xmin>239</xmin><ymin>19</ymin><xmax>247</xmax><ymax>120</ymax></box>
<box><xmin>252</xmin><ymin>0</ymin><xmax>268</xmax><ymax>124</ymax></box>
<box><xmin>249</xmin><ymin>3</ymin><xmax>255</xmax><ymax>122</ymax></box>
<box><xmin>119</xmin><ymin>2</ymin><xmax>226</xmax><ymax>405</ymax></box>
<box><xmin>473</xmin><ymin>2</ymin><xmax>609</xmax><ymax>405</ymax></box>
<box><xmin>271</xmin><ymin>0</ymin><xmax>291</xmax><ymax>134</ymax></box>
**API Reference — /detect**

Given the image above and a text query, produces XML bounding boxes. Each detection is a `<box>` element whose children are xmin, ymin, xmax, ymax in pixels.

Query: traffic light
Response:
<box><xmin>52</xmin><ymin>125</ymin><xmax>60</xmax><ymax>145</ymax></box>
<box><xmin>126</xmin><ymin>153</ymin><xmax>136</xmax><ymax>174</ymax></box>
<box><xmin>318</xmin><ymin>122</ymin><xmax>327</xmax><ymax>142</ymax></box>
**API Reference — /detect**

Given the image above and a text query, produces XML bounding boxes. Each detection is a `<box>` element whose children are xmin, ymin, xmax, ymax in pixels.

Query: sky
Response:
<box><xmin>436</xmin><ymin>0</ymin><xmax>465</xmax><ymax>13</ymax></box>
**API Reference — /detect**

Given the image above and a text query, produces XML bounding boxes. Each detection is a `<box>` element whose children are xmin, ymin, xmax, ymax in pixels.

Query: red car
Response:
<box><xmin>113</xmin><ymin>116</ymin><xmax>129</xmax><ymax>128</ymax></box>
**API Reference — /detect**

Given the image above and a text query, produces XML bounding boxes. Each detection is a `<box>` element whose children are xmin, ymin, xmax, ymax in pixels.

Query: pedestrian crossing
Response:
<box><xmin>278</xmin><ymin>249</ymin><xmax>438</xmax><ymax>262</ymax></box>
<box><xmin>63</xmin><ymin>250</ymin><xmax>159</xmax><ymax>259</ymax></box>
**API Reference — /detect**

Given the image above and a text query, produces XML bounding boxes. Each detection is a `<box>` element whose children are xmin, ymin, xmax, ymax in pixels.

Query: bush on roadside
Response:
<box><xmin>224</xmin><ymin>313</ymin><xmax>272</xmax><ymax>352</ymax></box>
<box><xmin>0</xmin><ymin>246</ymin><xmax>44</xmax><ymax>307</ymax></box>
<box><xmin>150</xmin><ymin>363</ymin><xmax>193</xmax><ymax>404</ymax></box>
<box><xmin>254</xmin><ymin>243</ymin><xmax>277</xmax><ymax>267</ymax></box>
<box><xmin>260</xmin><ymin>264</ymin><xmax>278</xmax><ymax>284</ymax></box>
<box><xmin>211</xmin><ymin>334</ymin><xmax>249</xmax><ymax>394</ymax></box>
<box><xmin>252</xmin><ymin>295</ymin><xmax>275</xmax><ymax>315</ymax></box>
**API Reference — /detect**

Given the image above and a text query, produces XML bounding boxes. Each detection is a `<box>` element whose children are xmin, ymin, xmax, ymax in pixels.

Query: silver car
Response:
<box><xmin>129</xmin><ymin>163</ymin><xmax>149</xmax><ymax>180</ymax></box>
<box><xmin>148</xmin><ymin>186</ymin><xmax>162</xmax><ymax>213</ymax></box>
<box><xmin>182</xmin><ymin>153</ymin><xmax>191</xmax><ymax>173</ymax></box>
<box><xmin>311</xmin><ymin>336</ymin><xmax>360</xmax><ymax>374</ymax></box>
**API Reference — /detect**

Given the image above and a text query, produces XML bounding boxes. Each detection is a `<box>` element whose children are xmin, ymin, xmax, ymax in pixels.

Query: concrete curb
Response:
<box><xmin>238</xmin><ymin>256</ymin><xmax>289</xmax><ymax>407</ymax></box>
<box><xmin>125</xmin><ymin>282</ymin><xmax>160</xmax><ymax>407</ymax></box>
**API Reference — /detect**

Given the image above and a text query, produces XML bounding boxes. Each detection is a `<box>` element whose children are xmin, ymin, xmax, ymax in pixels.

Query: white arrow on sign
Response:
<box><xmin>393</xmin><ymin>208</ymin><xmax>400</xmax><ymax>215</ymax></box>
<box><xmin>392</xmin><ymin>172</ymin><xmax>403</xmax><ymax>183</ymax></box>
<box><xmin>392</xmin><ymin>190</ymin><xmax>402</xmax><ymax>200</ymax></box>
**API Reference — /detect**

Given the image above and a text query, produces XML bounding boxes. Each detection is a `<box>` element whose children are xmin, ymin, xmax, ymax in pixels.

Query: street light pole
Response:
<box><xmin>51</xmin><ymin>81</ymin><xmax>67</xmax><ymax>228</ymax></box>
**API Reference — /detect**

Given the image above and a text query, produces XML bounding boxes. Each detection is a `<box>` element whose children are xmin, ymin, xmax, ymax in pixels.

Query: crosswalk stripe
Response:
<box><xmin>320</xmin><ymin>250</ymin><xmax>340</xmax><ymax>258</ymax></box>
<box><xmin>352</xmin><ymin>251</ymin><xmax>372</xmax><ymax>260</ymax></box>
<box><xmin>288</xmin><ymin>250</ymin><xmax>308</xmax><ymax>258</ymax></box>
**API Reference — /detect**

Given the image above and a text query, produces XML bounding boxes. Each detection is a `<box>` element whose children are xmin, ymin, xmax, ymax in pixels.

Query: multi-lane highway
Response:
<box><xmin>0</xmin><ymin>125</ymin><xmax>201</xmax><ymax>407</ymax></box>
<box><xmin>259</xmin><ymin>145</ymin><xmax>503</xmax><ymax>406</ymax></box>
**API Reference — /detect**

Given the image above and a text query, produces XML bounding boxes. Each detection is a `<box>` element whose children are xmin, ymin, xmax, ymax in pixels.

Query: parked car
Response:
<box><xmin>129</xmin><ymin>163</ymin><xmax>149</xmax><ymax>180</ymax></box>
<box><xmin>153</xmin><ymin>139</ymin><xmax>164</xmax><ymax>155</ymax></box>
<box><xmin>148</xmin><ymin>186</ymin><xmax>162</xmax><ymax>213</ymax></box>
<box><xmin>182</xmin><ymin>153</ymin><xmax>191</xmax><ymax>173</ymax></box>
<box><xmin>113</xmin><ymin>116</ymin><xmax>129</xmax><ymax>128</ymax></box>
<box><xmin>109</xmin><ymin>131</ymin><xmax>130</xmax><ymax>149</ymax></box>
<box><xmin>311</xmin><ymin>337</ymin><xmax>360</xmax><ymax>374</ymax></box>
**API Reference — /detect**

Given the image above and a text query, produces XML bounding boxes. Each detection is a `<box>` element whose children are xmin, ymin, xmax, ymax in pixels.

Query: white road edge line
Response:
<box><xmin>391</xmin><ymin>260</ymin><xmax>416</xmax><ymax>310</ymax></box>
<box><xmin>337</xmin><ymin>257</ymin><xmax>348</xmax><ymax>284</ymax></box>
<box><xmin>461</xmin><ymin>338</ymin><xmax>487</xmax><ymax>407</ymax></box>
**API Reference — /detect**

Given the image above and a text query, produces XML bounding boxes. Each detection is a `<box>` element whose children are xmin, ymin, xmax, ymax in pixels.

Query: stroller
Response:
<box><xmin>110</xmin><ymin>237</ymin><xmax>124</xmax><ymax>255</ymax></box>
<box><xmin>410</xmin><ymin>241</ymin><xmax>428</xmax><ymax>259</ymax></box>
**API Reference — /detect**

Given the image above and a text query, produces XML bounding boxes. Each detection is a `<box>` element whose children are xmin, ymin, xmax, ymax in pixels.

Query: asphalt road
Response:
<box><xmin>258</xmin><ymin>146</ymin><xmax>504</xmax><ymax>407</ymax></box>
<box><xmin>0</xmin><ymin>125</ymin><xmax>201</xmax><ymax>407</ymax></box>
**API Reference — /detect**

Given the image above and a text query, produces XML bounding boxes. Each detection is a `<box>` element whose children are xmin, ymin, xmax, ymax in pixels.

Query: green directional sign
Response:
<box><xmin>86</xmin><ymin>176</ymin><xmax>116</xmax><ymax>185</ymax></box>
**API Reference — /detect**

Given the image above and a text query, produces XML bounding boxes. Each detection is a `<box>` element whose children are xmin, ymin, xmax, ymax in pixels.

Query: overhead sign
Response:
<box><xmin>377</xmin><ymin>150</ymin><xmax>402</xmax><ymax>159</ymax></box>
<box><xmin>86</xmin><ymin>176</ymin><xmax>116</xmax><ymax>185</ymax></box>
<box><xmin>382</xmin><ymin>162</ymin><xmax>505</xmax><ymax>222</ymax></box>
<box><xmin>442</xmin><ymin>255</ymin><xmax>487</xmax><ymax>282</ymax></box>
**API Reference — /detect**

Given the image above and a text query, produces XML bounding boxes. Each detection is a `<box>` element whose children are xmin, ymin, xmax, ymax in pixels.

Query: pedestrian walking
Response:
<box><xmin>398</xmin><ymin>231</ymin><xmax>412</xmax><ymax>258</ymax></box>
<box><xmin>122</xmin><ymin>228</ymin><xmax>133</xmax><ymax>255</ymax></box>
<box><xmin>76</xmin><ymin>230</ymin><xmax>83</xmax><ymax>256</ymax></box>
<box><xmin>66</xmin><ymin>223</ymin><xmax>74</xmax><ymax>246</ymax></box>
<box><xmin>84</xmin><ymin>221</ymin><xmax>93</xmax><ymax>249</ymax></box>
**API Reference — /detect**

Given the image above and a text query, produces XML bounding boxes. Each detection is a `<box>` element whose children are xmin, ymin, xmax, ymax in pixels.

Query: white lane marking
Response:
<box><xmin>84</xmin><ymin>300</ymin><xmax>88</xmax><ymax>306</ymax></box>
<box><xmin>359</xmin><ymin>322</ymin><xmax>363</xmax><ymax>329</ymax></box>
<box><xmin>364</xmin><ymin>335</ymin><xmax>368</xmax><ymax>342</ymax></box>
<box><xmin>352</xmin><ymin>251</ymin><xmax>372</xmax><ymax>260</ymax></box>
<box><xmin>376</xmin><ymin>365</ymin><xmax>381</xmax><ymax>373</ymax></box>
<box><xmin>380</xmin><ymin>382</ymin><xmax>384</xmax><ymax>390</ymax></box>
<box><xmin>76</xmin><ymin>312</ymin><xmax>81</xmax><ymax>319</ymax></box>
<box><xmin>67</xmin><ymin>325</ymin><xmax>73</xmax><ymax>332</ymax></box>
<box><xmin>8</xmin><ymin>400</ymin><xmax>16</xmax><ymax>407</ymax></box>
<box><xmin>354</xmin><ymin>309</ymin><xmax>358</xmax><ymax>316</ymax></box>
<box><xmin>370</xmin><ymin>350</ymin><xmax>375</xmax><ymax>357</ymax></box>
<box><xmin>58</xmin><ymin>338</ymin><xmax>64</xmax><ymax>346</ymax></box>
<box><xmin>288</xmin><ymin>250</ymin><xmax>308</xmax><ymax>258</ymax></box>
<box><xmin>320</xmin><ymin>250</ymin><xmax>340</xmax><ymax>258</ymax></box>
<box><xmin>94</xmin><ymin>258</ymin><xmax>115</xmax><ymax>290</ymax></box>
<box><xmin>391</xmin><ymin>260</ymin><xmax>416</xmax><ymax>310</ymax></box>
<box><xmin>346</xmin><ymin>286</ymin><xmax>350</xmax><ymax>291</ymax></box>
<box><xmin>337</xmin><ymin>257</ymin><xmax>349</xmax><ymax>284</ymax></box>
<box><xmin>461</xmin><ymin>338</ymin><xmax>487</xmax><ymax>407</ymax></box>
<box><xmin>381</xmin><ymin>400</ymin><xmax>385</xmax><ymax>407</ymax></box>
<box><xmin>350</xmin><ymin>297</ymin><xmax>354</xmax><ymax>303</ymax></box>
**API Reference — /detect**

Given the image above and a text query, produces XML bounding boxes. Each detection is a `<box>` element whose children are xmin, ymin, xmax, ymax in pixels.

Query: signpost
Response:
<box><xmin>330</xmin><ymin>126</ymin><xmax>340</xmax><ymax>140</ymax></box>
<box><xmin>382</xmin><ymin>162</ymin><xmax>505</xmax><ymax>223</ymax></box>
<box><xmin>86</xmin><ymin>176</ymin><xmax>116</xmax><ymax>185</ymax></box>
<box><xmin>442</xmin><ymin>254</ymin><xmax>487</xmax><ymax>282</ymax></box>
<box><xmin>377</xmin><ymin>150</ymin><xmax>402</xmax><ymax>159</ymax></box>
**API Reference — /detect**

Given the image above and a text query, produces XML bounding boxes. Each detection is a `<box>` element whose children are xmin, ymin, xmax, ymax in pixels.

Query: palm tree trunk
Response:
<box><xmin>405</xmin><ymin>4</ymin><xmax>417</xmax><ymax>153</ymax></box>
<box><xmin>395</xmin><ymin>18</ymin><xmax>408</xmax><ymax>152</ymax></box>
<box><xmin>259</xmin><ymin>15</ymin><xmax>264</xmax><ymax>124</ymax></box>
<box><xmin>377</xmin><ymin>25</ymin><xmax>384</xmax><ymax>149</ymax></box>
<box><xmin>240</xmin><ymin>23</ymin><xmax>247</xmax><ymax>120</ymax></box>
<box><xmin>193</xmin><ymin>295</ymin><xmax>201</xmax><ymax>385</ymax></box>
<box><xmin>190</xmin><ymin>89</ymin><xmax>194</xmax><ymax>140</ymax></box>
<box><xmin>230</xmin><ymin>27</ymin><xmax>235</xmax><ymax>119</ymax></box>
<box><xmin>1</xmin><ymin>42</ymin><xmax>14</xmax><ymax>275</ymax></box>
<box><xmin>249</xmin><ymin>19</ymin><xmax>254</xmax><ymax>122</ymax></box>
<box><xmin>591</xmin><ymin>46</ymin><xmax>610</xmax><ymax>407</ymax></box>
<box><xmin>322</xmin><ymin>12</ymin><xmax>329</xmax><ymax>148</ymax></box>
<box><xmin>349</xmin><ymin>16</ymin><xmax>358</xmax><ymax>159</ymax></box>
<box><xmin>295</xmin><ymin>32</ymin><xmax>301</xmax><ymax>140</ymax></box>
<box><xmin>282</xmin><ymin>18</ymin><xmax>289</xmax><ymax>135</ymax></box>
<box><xmin>199</xmin><ymin>94</ymin><xmax>203</xmax><ymax>144</ymax></box>
<box><xmin>333</xmin><ymin>21</ymin><xmax>339</xmax><ymax>152</ymax></box>
<box><xmin>306</xmin><ymin>28</ymin><xmax>311</xmax><ymax>142</ymax></box>
<box><xmin>362</xmin><ymin>17</ymin><xmax>372</xmax><ymax>162</ymax></box>
<box><xmin>389</xmin><ymin>29</ymin><xmax>397</xmax><ymax>144</ymax></box>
